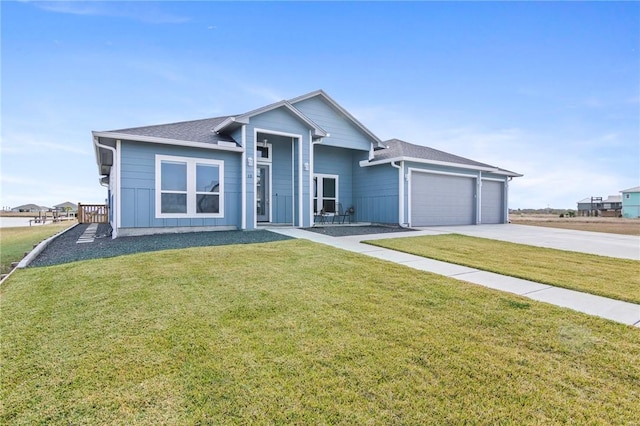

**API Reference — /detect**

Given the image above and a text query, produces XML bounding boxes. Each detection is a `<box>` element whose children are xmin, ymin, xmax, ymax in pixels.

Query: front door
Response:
<box><xmin>257</xmin><ymin>164</ymin><xmax>270</xmax><ymax>222</ymax></box>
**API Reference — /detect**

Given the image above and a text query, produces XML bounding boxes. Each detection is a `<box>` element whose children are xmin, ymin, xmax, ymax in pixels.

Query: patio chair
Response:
<box><xmin>314</xmin><ymin>209</ymin><xmax>331</xmax><ymax>224</ymax></box>
<box><xmin>332</xmin><ymin>203</ymin><xmax>352</xmax><ymax>224</ymax></box>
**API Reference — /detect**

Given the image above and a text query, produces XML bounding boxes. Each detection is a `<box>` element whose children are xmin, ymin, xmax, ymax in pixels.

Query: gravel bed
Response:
<box><xmin>304</xmin><ymin>225</ymin><xmax>415</xmax><ymax>237</ymax></box>
<box><xmin>29</xmin><ymin>224</ymin><xmax>293</xmax><ymax>268</ymax></box>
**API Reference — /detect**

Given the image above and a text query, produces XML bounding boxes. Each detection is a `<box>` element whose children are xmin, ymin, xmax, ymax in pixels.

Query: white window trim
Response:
<box><xmin>314</xmin><ymin>173</ymin><xmax>339</xmax><ymax>213</ymax></box>
<box><xmin>256</xmin><ymin>142</ymin><xmax>273</xmax><ymax>162</ymax></box>
<box><xmin>155</xmin><ymin>154</ymin><xmax>224</xmax><ymax>219</ymax></box>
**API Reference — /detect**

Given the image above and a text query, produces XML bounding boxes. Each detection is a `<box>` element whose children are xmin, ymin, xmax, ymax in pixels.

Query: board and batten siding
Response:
<box><xmin>119</xmin><ymin>140</ymin><xmax>242</xmax><ymax>229</ymax></box>
<box><xmin>314</xmin><ymin>145</ymin><xmax>354</xmax><ymax>210</ymax></box>
<box><xmin>292</xmin><ymin>97</ymin><xmax>373</xmax><ymax>151</ymax></box>
<box><xmin>352</xmin><ymin>154</ymin><xmax>399</xmax><ymax>224</ymax></box>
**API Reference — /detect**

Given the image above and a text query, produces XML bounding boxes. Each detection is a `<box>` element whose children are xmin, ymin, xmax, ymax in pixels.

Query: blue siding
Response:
<box><xmin>270</xmin><ymin>138</ymin><xmax>294</xmax><ymax>223</ymax></box>
<box><xmin>622</xmin><ymin>191</ymin><xmax>640</xmax><ymax>218</ymax></box>
<box><xmin>245</xmin><ymin>106</ymin><xmax>312</xmax><ymax>227</ymax></box>
<box><xmin>292</xmin><ymin>97</ymin><xmax>373</xmax><ymax>151</ymax></box>
<box><xmin>119</xmin><ymin>140</ymin><xmax>242</xmax><ymax>230</ymax></box>
<box><xmin>352</xmin><ymin>153</ymin><xmax>399</xmax><ymax>224</ymax></box>
<box><xmin>314</xmin><ymin>145</ymin><xmax>354</xmax><ymax>209</ymax></box>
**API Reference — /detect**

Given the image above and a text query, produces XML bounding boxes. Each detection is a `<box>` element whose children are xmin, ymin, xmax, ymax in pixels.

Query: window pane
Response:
<box><xmin>323</xmin><ymin>178</ymin><xmax>336</xmax><ymax>198</ymax></box>
<box><xmin>196</xmin><ymin>164</ymin><xmax>219</xmax><ymax>192</ymax></box>
<box><xmin>323</xmin><ymin>199</ymin><xmax>336</xmax><ymax>213</ymax></box>
<box><xmin>196</xmin><ymin>194</ymin><xmax>219</xmax><ymax>213</ymax></box>
<box><xmin>257</xmin><ymin>146</ymin><xmax>269</xmax><ymax>159</ymax></box>
<box><xmin>161</xmin><ymin>162</ymin><xmax>187</xmax><ymax>191</ymax></box>
<box><xmin>161</xmin><ymin>193</ymin><xmax>187</xmax><ymax>213</ymax></box>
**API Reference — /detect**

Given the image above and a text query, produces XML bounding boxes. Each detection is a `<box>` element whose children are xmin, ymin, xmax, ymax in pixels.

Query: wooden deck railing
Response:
<box><xmin>78</xmin><ymin>203</ymin><xmax>109</xmax><ymax>224</ymax></box>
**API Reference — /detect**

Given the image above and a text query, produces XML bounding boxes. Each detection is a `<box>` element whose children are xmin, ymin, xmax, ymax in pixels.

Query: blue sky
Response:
<box><xmin>1</xmin><ymin>1</ymin><xmax>638</xmax><ymax>210</ymax></box>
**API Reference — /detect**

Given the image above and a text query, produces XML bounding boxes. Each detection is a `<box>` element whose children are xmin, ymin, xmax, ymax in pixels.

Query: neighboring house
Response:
<box><xmin>10</xmin><ymin>204</ymin><xmax>49</xmax><ymax>213</ymax></box>
<box><xmin>577</xmin><ymin>195</ymin><xmax>622</xmax><ymax>217</ymax></box>
<box><xmin>53</xmin><ymin>201</ymin><xmax>78</xmax><ymax>214</ymax></box>
<box><xmin>621</xmin><ymin>186</ymin><xmax>640</xmax><ymax>218</ymax></box>
<box><xmin>93</xmin><ymin>90</ymin><xmax>522</xmax><ymax>238</ymax></box>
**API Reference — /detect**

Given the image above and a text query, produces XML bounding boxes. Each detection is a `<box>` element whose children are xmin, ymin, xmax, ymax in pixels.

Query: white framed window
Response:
<box><xmin>313</xmin><ymin>174</ymin><xmax>339</xmax><ymax>213</ymax></box>
<box><xmin>256</xmin><ymin>142</ymin><xmax>272</xmax><ymax>162</ymax></box>
<box><xmin>155</xmin><ymin>155</ymin><xmax>224</xmax><ymax>218</ymax></box>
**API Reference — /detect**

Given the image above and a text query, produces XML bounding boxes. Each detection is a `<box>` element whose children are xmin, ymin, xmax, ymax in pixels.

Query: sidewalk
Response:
<box><xmin>269</xmin><ymin>228</ymin><xmax>640</xmax><ymax>327</ymax></box>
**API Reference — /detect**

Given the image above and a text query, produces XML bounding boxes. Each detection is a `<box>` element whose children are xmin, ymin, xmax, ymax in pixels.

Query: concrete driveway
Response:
<box><xmin>410</xmin><ymin>224</ymin><xmax>640</xmax><ymax>260</ymax></box>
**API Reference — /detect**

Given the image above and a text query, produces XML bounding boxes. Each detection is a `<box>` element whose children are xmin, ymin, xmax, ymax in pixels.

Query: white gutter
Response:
<box><xmin>390</xmin><ymin>161</ymin><xmax>405</xmax><ymax>226</ymax></box>
<box><xmin>91</xmin><ymin>131</ymin><xmax>244</xmax><ymax>153</ymax></box>
<box><xmin>359</xmin><ymin>155</ymin><xmax>522</xmax><ymax>177</ymax></box>
<box><xmin>310</xmin><ymin>138</ymin><xmax>324</xmax><ymax>225</ymax></box>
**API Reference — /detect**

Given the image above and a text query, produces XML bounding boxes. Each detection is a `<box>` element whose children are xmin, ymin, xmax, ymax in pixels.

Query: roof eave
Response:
<box><xmin>92</xmin><ymin>131</ymin><xmax>244</xmax><ymax>153</ymax></box>
<box><xmin>360</xmin><ymin>155</ymin><xmax>522</xmax><ymax>177</ymax></box>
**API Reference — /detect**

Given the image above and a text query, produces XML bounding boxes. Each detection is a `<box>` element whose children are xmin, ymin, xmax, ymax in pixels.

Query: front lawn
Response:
<box><xmin>0</xmin><ymin>222</ymin><xmax>75</xmax><ymax>274</ymax></box>
<box><xmin>364</xmin><ymin>234</ymin><xmax>640</xmax><ymax>304</ymax></box>
<box><xmin>2</xmin><ymin>240</ymin><xmax>639</xmax><ymax>424</ymax></box>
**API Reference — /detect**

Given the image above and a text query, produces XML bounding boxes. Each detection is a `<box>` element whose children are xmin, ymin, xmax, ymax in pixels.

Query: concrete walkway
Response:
<box><xmin>268</xmin><ymin>227</ymin><xmax>640</xmax><ymax>327</ymax></box>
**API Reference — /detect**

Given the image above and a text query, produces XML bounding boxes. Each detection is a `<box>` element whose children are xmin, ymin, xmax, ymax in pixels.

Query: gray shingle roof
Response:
<box><xmin>106</xmin><ymin>116</ymin><xmax>237</xmax><ymax>145</ymax></box>
<box><xmin>375</xmin><ymin>139</ymin><xmax>495</xmax><ymax>168</ymax></box>
<box><xmin>372</xmin><ymin>139</ymin><xmax>521</xmax><ymax>176</ymax></box>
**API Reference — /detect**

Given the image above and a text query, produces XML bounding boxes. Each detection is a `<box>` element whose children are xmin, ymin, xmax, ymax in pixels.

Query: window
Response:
<box><xmin>313</xmin><ymin>174</ymin><xmax>338</xmax><ymax>213</ymax></box>
<box><xmin>156</xmin><ymin>155</ymin><xmax>224</xmax><ymax>218</ymax></box>
<box><xmin>256</xmin><ymin>142</ymin><xmax>272</xmax><ymax>162</ymax></box>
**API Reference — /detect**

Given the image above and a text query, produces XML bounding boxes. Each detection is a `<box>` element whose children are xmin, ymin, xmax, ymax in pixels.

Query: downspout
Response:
<box><xmin>241</xmin><ymin>125</ymin><xmax>247</xmax><ymax>230</ymax></box>
<box><xmin>93</xmin><ymin>137</ymin><xmax>118</xmax><ymax>237</ymax></box>
<box><xmin>310</xmin><ymin>138</ymin><xmax>323</xmax><ymax>225</ymax></box>
<box><xmin>390</xmin><ymin>161</ymin><xmax>405</xmax><ymax>227</ymax></box>
<box><xmin>477</xmin><ymin>171</ymin><xmax>482</xmax><ymax>224</ymax></box>
<box><xmin>506</xmin><ymin>176</ymin><xmax>512</xmax><ymax>223</ymax></box>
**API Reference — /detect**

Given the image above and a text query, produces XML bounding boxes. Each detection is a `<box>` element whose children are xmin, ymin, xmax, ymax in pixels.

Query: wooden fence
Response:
<box><xmin>78</xmin><ymin>203</ymin><xmax>109</xmax><ymax>224</ymax></box>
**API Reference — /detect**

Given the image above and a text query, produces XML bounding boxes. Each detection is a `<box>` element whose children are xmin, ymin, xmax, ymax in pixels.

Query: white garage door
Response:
<box><xmin>411</xmin><ymin>172</ymin><xmax>475</xmax><ymax>226</ymax></box>
<box><xmin>481</xmin><ymin>180</ymin><xmax>504</xmax><ymax>224</ymax></box>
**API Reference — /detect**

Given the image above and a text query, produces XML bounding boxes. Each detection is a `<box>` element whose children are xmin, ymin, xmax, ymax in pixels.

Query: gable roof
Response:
<box><xmin>289</xmin><ymin>90</ymin><xmax>385</xmax><ymax>148</ymax></box>
<box><xmin>621</xmin><ymin>186</ymin><xmax>640</xmax><ymax>193</ymax></box>
<box><xmin>213</xmin><ymin>100</ymin><xmax>328</xmax><ymax>138</ymax></box>
<box><xmin>54</xmin><ymin>201</ymin><xmax>78</xmax><ymax>209</ymax></box>
<box><xmin>365</xmin><ymin>139</ymin><xmax>522</xmax><ymax>177</ymax></box>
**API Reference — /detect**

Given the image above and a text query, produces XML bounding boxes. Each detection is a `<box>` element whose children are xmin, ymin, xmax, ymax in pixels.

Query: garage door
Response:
<box><xmin>411</xmin><ymin>172</ymin><xmax>475</xmax><ymax>226</ymax></box>
<box><xmin>481</xmin><ymin>180</ymin><xmax>504</xmax><ymax>224</ymax></box>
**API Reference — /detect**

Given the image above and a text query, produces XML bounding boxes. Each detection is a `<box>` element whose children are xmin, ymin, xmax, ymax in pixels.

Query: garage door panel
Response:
<box><xmin>481</xmin><ymin>180</ymin><xmax>503</xmax><ymax>224</ymax></box>
<box><xmin>411</xmin><ymin>173</ymin><xmax>475</xmax><ymax>226</ymax></box>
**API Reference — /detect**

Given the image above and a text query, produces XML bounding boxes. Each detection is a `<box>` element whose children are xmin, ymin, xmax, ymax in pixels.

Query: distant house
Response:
<box><xmin>10</xmin><ymin>204</ymin><xmax>49</xmax><ymax>213</ymax></box>
<box><xmin>93</xmin><ymin>90</ymin><xmax>521</xmax><ymax>238</ymax></box>
<box><xmin>54</xmin><ymin>201</ymin><xmax>78</xmax><ymax>214</ymax></box>
<box><xmin>621</xmin><ymin>186</ymin><xmax>640</xmax><ymax>218</ymax></box>
<box><xmin>576</xmin><ymin>195</ymin><xmax>622</xmax><ymax>217</ymax></box>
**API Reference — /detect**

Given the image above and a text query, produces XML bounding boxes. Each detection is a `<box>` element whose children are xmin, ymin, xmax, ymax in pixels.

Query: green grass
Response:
<box><xmin>0</xmin><ymin>222</ymin><xmax>75</xmax><ymax>274</ymax></box>
<box><xmin>364</xmin><ymin>234</ymin><xmax>640</xmax><ymax>304</ymax></box>
<box><xmin>2</xmin><ymin>239</ymin><xmax>639</xmax><ymax>425</ymax></box>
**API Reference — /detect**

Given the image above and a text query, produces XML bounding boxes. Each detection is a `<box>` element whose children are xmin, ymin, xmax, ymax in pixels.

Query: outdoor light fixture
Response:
<box><xmin>247</xmin><ymin>156</ymin><xmax>253</xmax><ymax>166</ymax></box>
<box><xmin>304</xmin><ymin>162</ymin><xmax>309</xmax><ymax>171</ymax></box>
